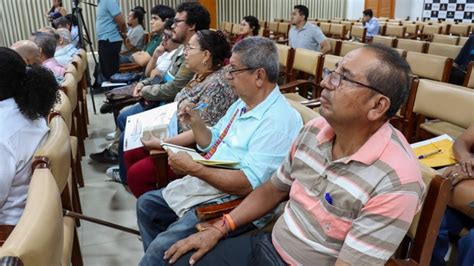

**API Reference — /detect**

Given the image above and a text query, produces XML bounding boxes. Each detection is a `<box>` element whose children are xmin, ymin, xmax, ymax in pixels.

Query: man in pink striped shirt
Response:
<box><xmin>164</xmin><ymin>44</ymin><xmax>425</xmax><ymax>266</ymax></box>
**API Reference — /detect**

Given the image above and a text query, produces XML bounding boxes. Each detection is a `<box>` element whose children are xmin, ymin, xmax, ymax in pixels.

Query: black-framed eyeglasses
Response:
<box><xmin>322</xmin><ymin>67</ymin><xmax>385</xmax><ymax>96</ymax></box>
<box><xmin>226</xmin><ymin>67</ymin><xmax>255</xmax><ymax>76</ymax></box>
<box><xmin>173</xmin><ymin>19</ymin><xmax>186</xmax><ymax>25</ymax></box>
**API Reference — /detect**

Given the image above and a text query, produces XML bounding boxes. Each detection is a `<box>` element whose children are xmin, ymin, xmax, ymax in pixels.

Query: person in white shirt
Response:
<box><xmin>144</xmin><ymin>19</ymin><xmax>181</xmax><ymax>82</ymax></box>
<box><xmin>0</xmin><ymin>48</ymin><xmax>59</xmax><ymax>225</ymax></box>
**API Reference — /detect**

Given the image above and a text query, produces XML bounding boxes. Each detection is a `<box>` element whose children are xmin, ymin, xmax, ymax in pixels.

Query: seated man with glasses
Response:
<box><xmin>135</xmin><ymin>37</ymin><xmax>303</xmax><ymax>266</ymax></box>
<box><xmin>164</xmin><ymin>43</ymin><xmax>425</xmax><ymax>266</ymax></box>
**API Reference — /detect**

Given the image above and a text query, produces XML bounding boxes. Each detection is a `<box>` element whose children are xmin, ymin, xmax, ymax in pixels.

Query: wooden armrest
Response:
<box><xmin>385</xmin><ymin>258</ymin><xmax>418</xmax><ymax>266</ymax></box>
<box><xmin>195</xmin><ymin>198</ymin><xmax>244</xmax><ymax>222</ymax></box>
<box><xmin>280</xmin><ymin>80</ymin><xmax>316</xmax><ymax>93</ymax></box>
<box><xmin>0</xmin><ymin>225</ymin><xmax>15</xmax><ymax>247</ymax></box>
<box><xmin>119</xmin><ymin>63</ymin><xmax>143</xmax><ymax>73</ymax></box>
<box><xmin>149</xmin><ymin>149</ymin><xmax>167</xmax><ymax>156</ymax></box>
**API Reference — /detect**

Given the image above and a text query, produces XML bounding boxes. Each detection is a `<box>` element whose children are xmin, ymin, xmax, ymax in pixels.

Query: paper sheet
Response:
<box><xmin>123</xmin><ymin>102</ymin><xmax>177</xmax><ymax>151</ymax></box>
<box><xmin>410</xmin><ymin>134</ymin><xmax>457</xmax><ymax>168</ymax></box>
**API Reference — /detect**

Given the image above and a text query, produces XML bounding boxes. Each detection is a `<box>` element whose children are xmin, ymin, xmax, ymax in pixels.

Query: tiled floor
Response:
<box><xmin>78</xmin><ymin>91</ymin><xmax>143</xmax><ymax>265</ymax></box>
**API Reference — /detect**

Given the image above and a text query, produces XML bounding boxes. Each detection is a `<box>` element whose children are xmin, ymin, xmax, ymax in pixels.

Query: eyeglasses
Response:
<box><xmin>184</xmin><ymin>46</ymin><xmax>202</xmax><ymax>52</ymax></box>
<box><xmin>173</xmin><ymin>19</ymin><xmax>186</xmax><ymax>25</ymax></box>
<box><xmin>225</xmin><ymin>67</ymin><xmax>255</xmax><ymax>77</ymax></box>
<box><xmin>322</xmin><ymin>67</ymin><xmax>385</xmax><ymax>96</ymax></box>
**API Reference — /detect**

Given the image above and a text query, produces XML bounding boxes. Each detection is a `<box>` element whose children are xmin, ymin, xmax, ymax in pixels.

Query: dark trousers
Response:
<box><xmin>98</xmin><ymin>40</ymin><xmax>122</xmax><ymax>80</ymax></box>
<box><xmin>170</xmin><ymin>233</ymin><xmax>287</xmax><ymax>266</ymax></box>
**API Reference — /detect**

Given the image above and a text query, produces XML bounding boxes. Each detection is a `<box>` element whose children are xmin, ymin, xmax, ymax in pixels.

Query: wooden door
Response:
<box><xmin>199</xmin><ymin>0</ymin><xmax>217</xmax><ymax>29</ymax></box>
<box><xmin>365</xmin><ymin>0</ymin><xmax>395</xmax><ymax>18</ymax></box>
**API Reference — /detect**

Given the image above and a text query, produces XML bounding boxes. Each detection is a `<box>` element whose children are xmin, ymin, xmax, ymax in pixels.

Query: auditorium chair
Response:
<box><xmin>385</xmin><ymin>25</ymin><xmax>406</xmax><ymax>38</ymax></box>
<box><xmin>372</xmin><ymin>35</ymin><xmax>396</xmax><ymax>47</ymax></box>
<box><xmin>409</xmin><ymin>79</ymin><xmax>474</xmax><ymax>140</ymax></box>
<box><xmin>267</xmin><ymin>21</ymin><xmax>279</xmax><ymax>35</ymax></box>
<box><xmin>395</xmin><ymin>39</ymin><xmax>427</xmax><ymax>53</ymax></box>
<box><xmin>432</xmin><ymin>34</ymin><xmax>460</xmax><ymax>45</ymax></box>
<box><xmin>459</xmin><ymin>36</ymin><xmax>469</xmax><ymax>47</ymax></box>
<box><xmin>338</xmin><ymin>41</ymin><xmax>365</xmax><ymax>56</ymax></box>
<box><xmin>71</xmin><ymin>55</ymin><xmax>89</xmax><ymax>148</ymax></box>
<box><xmin>279</xmin><ymin>48</ymin><xmax>323</xmax><ymax>101</ymax></box>
<box><xmin>275</xmin><ymin>44</ymin><xmax>295</xmax><ymax>84</ymax></box>
<box><xmin>386</xmin><ymin>165</ymin><xmax>451</xmax><ymax>266</ymax></box>
<box><xmin>350</xmin><ymin>25</ymin><xmax>366</xmax><ymax>43</ymax></box>
<box><xmin>313</xmin><ymin>54</ymin><xmax>342</xmax><ymax>99</ymax></box>
<box><xmin>389</xmin><ymin>78</ymin><xmax>419</xmax><ymax>140</ymax></box>
<box><xmin>403</xmin><ymin>23</ymin><xmax>419</xmax><ymax>39</ymax></box>
<box><xmin>326</xmin><ymin>38</ymin><xmax>342</xmax><ymax>55</ymax></box>
<box><xmin>77</xmin><ymin>49</ymin><xmax>91</xmax><ymax>127</ymax></box>
<box><xmin>341</xmin><ymin>21</ymin><xmax>353</xmax><ymax>36</ymax></box>
<box><xmin>426</xmin><ymin>42</ymin><xmax>462</xmax><ymax>59</ymax></box>
<box><xmin>276</xmin><ymin>22</ymin><xmax>290</xmax><ymax>38</ymax></box>
<box><xmin>319</xmin><ymin>22</ymin><xmax>331</xmax><ymax>35</ymax></box>
<box><xmin>405</xmin><ymin>52</ymin><xmax>452</xmax><ymax>82</ymax></box>
<box><xmin>464</xmin><ymin>62</ymin><xmax>474</xmax><ymax>89</ymax></box>
<box><xmin>35</xmin><ymin>113</ymin><xmax>83</xmax><ymax>265</ymax></box>
<box><xmin>328</xmin><ymin>24</ymin><xmax>346</xmax><ymax>40</ymax></box>
<box><xmin>419</xmin><ymin>25</ymin><xmax>442</xmax><ymax>41</ymax></box>
<box><xmin>449</xmin><ymin>24</ymin><xmax>471</xmax><ymax>37</ymax></box>
<box><xmin>0</xmin><ymin>163</ymin><xmax>64</xmax><ymax>266</ymax></box>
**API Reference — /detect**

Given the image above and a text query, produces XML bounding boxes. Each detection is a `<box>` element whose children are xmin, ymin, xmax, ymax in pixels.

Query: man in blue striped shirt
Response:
<box><xmin>362</xmin><ymin>9</ymin><xmax>380</xmax><ymax>42</ymax></box>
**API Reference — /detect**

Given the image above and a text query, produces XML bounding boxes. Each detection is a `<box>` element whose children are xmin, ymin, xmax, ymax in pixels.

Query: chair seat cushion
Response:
<box><xmin>420</xmin><ymin>120</ymin><xmax>465</xmax><ymax>139</ymax></box>
<box><xmin>284</xmin><ymin>92</ymin><xmax>307</xmax><ymax>102</ymax></box>
<box><xmin>70</xmin><ymin>136</ymin><xmax>78</xmax><ymax>162</ymax></box>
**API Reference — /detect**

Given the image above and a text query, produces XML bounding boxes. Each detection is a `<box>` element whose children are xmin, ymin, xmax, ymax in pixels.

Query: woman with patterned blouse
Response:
<box><xmin>124</xmin><ymin>30</ymin><xmax>237</xmax><ymax>198</ymax></box>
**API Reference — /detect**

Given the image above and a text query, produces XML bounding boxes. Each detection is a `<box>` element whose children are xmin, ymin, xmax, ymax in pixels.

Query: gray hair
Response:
<box><xmin>56</xmin><ymin>28</ymin><xmax>72</xmax><ymax>45</ymax></box>
<box><xmin>31</xmin><ymin>32</ymin><xmax>57</xmax><ymax>58</ymax></box>
<box><xmin>232</xmin><ymin>36</ymin><xmax>279</xmax><ymax>83</ymax></box>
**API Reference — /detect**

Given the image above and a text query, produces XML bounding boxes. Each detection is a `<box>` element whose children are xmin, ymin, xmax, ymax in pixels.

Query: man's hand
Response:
<box><xmin>178</xmin><ymin>102</ymin><xmax>204</xmax><ymax>128</ymax></box>
<box><xmin>153</xmin><ymin>44</ymin><xmax>166</xmax><ymax>58</ymax></box>
<box><xmin>133</xmin><ymin>82</ymin><xmax>145</xmax><ymax>97</ymax></box>
<box><xmin>167</xmin><ymin>150</ymin><xmax>203</xmax><ymax>176</ymax></box>
<box><xmin>163</xmin><ymin>227</ymin><xmax>224</xmax><ymax>265</ymax></box>
<box><xmin>443</xmin><ymin>163</ymin><xmax>473</xmax><ymax>186</ymax></box>
<box><xmin>140</xmin><ymin>135</ymin><xmax>163</xmax><ymax>150</ymax></box>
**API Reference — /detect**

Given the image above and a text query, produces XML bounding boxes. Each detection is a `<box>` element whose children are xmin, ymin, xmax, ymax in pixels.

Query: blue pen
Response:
<box><xmin>418</xmin><ymin>149</ymin><xmax>442</xmax><ymax>159</ymax></box>
<box><xmin>325</xmin><ymin>192</ymin><xmax>333</xmax><ymax>205</ymax></box>
<box><xmin>192</xmin><ymin>102</ymin><xmax>209</xmax><ymax>111</ymax></box>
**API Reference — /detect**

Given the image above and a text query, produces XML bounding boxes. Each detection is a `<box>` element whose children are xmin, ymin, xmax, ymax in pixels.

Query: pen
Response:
<box><xmin>418</xmin><ymin>149</ymin><xmax>442</xmax><ymax>159</ymax></box>
<box><xmin>325</xmin><ymin>192</ymin><xmax>333</xmax><ymax>205</ymax></box>
<box><xmin>192</xmin><ymin>102</ymin><xmax>209</xmax><ymax>111</ymax></box>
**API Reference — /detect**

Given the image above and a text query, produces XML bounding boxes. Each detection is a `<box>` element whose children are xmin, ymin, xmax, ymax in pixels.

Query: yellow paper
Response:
<box><xmin>412</xmin><ymin>139</ymin><xmax>457</xmax><ymax>168</ymax></box>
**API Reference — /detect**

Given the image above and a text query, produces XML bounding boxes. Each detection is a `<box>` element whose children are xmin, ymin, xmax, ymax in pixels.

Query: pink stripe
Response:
<box><xmin>289</xmin><ymin>181</ymin><xmax>352</xmax><ymax>240</ymax></box>
<box><xmin>380</xmin><ymin>143</ymin><xmax>422</xmax><ymax>185</ymax></box>
<box><xmin>272</xmin><ymin>237</ymin><xmax>300</xmax><ymax>266</ymax></box>
<box><xmin>307</xmin><ymin>117</ymin><xmax>334</xmax><ymax>143</ymax></box>
<box><xmin>361</xmin><ymin>193</ymin><xmax>419</xmax><ymax>223</ymax></box>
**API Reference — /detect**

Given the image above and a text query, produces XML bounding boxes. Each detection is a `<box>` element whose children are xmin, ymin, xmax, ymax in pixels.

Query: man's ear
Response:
<box><xmin>367</xmin><ymin>95</ymin><xmax>390</xmax><ymax>121</ymax></box>
<box><xmin>255</xmin><ymin>68</ymin><xmax>265</xmax><ymax>88</ymax></box>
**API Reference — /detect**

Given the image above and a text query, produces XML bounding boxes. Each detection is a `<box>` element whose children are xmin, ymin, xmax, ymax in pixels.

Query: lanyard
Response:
<box><xmin>204</xmin><ymin>107</ymin><xmax>245</xmax><ymax>159</ymax></box>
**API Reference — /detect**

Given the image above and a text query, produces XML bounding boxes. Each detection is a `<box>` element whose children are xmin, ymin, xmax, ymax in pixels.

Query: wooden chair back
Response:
<box><xmin>395</xmin><ymin>39</ymin><xmax>427</xmax><ymax>53</ymax></box>
<box><xmin>406</xmin><ymin>52</ymin><xmax>452</xmax><ymax>82</ymax></box>
<box><xmin>54</xmin><ymin>90</ymin><xmax>73</xmax><ymax>131</ymax></box>
<box><xmin>277</xmin><ymin>22</ymin><xmax>290</xmax><ymax>37</ymax></box>
<box><xmin>404</xmin><ymin>23</ymin><xmax>419</xmax><ymax>38</ymax></box>
<box><xmin>350</xmin><ymin>26</ymin><xmax>366</xmax><ymax>43</ymax></box>
<box><xmin>338</xmin><ymin>41</ymin><xmax>365</xmax><ymax>56</ymax></box>
<box><xmin>372</xmin><ymin>35</ymin><xmax>396</xmax><ymax>47</ymax></box>
<box><xmin>319</xmin><ymin>22</ymin><xmax>331</xmax><ymax>35</ymax></box>
<box><xmin>427</xmin><ymin>42</ymin><xmax>462</xmax><ymax>59</ymax></box>
<box><xmin>432</xmin><ymin>34</ymin><xmax>460</xmax><ymax>45</ymax></box>
<box><xmin>34</xmin><ymin>114</ymin><xmax>71</xmax><ymax>192</ymax></box>
<box><xmin>267</xmin><ymin>22</ymin><xmax>279</xmax><ymax>33</ymax></box>
<box><xmin>0</xmin><ymin>164</ymin><xmax>63</xmax><ymax>266</ymax></box>
<box><xmin>329</xmin><ymin>24</ymin><xmax>346</xmax><ymax>39</ymax></box>
<box><xmin>450</xmin><ymin>24</ymin><xmax>471</xmax><ymax>37</ymax></box>
<box><xmin>385</xmin><ymin>25</ymin><xmax>406</xmax><ymax>38</ymax></box>
<box><xmin>275</xmin><ymin>44</ymin><xmax>295</xmax><ymax>83</ymax></box>
<box><xmin>326</xmin><ymin>38</ymin><xmax>342</xmax><ymax>55</ymax></box>
<box><xmin>413</xmin><ymin>79</ymin><xmax>474</xmax><ymax>130</ymax></box>
<box><xmin>60</xmin><ymin>73</ymin><xmax>78</xmax><ymax>112</ymax></box>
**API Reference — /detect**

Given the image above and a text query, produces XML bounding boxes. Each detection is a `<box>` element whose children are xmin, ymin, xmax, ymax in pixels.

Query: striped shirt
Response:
<box><xmin>271</xmin><ymin>117</ymin><xmax>425</xmax><ymax>265</ymax></box>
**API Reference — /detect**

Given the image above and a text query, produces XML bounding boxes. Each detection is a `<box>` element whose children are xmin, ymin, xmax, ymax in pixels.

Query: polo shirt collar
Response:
<box><xmin>315</xmin><ymin>119</ymin><xmax>392</xmax><ymax>165</ymax></box>
<box><xmin>239</xmin><ymin>85</ymin><xmax>281</xmax><ymax>120</ymax></box>
<box><xmin>0</xmin><ymin>98</ymin><xmax>17</xmax><ymax>112</ymax></box>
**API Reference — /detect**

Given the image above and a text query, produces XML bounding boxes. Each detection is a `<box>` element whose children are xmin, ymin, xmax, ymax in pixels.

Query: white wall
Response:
<box><xmin>346</xmin><ymin>0</ymin><xmax>364</xmax><ymax>19</ymax></box>
<box><xmin>346</xmin><ymin>0</ymin><xmax>424</xmax><ymax>20</ymax></box>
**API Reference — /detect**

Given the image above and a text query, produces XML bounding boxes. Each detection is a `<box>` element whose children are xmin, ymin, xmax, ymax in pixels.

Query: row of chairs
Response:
<box><xmin>0</xmin><ymin>50</ymin><xmax>91</xmax><ymax>265</ymax></box>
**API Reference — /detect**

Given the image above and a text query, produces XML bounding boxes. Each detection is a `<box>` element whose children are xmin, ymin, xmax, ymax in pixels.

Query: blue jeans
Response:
<box><xmin>137</xmin><ymin>189</ymin><xmax>200</xmax><ymax>266</ymax></box>
<box><xmin>431</xmin><ymin>207</ymin><xmax>474</xmax><ymax>266</ymax></box>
